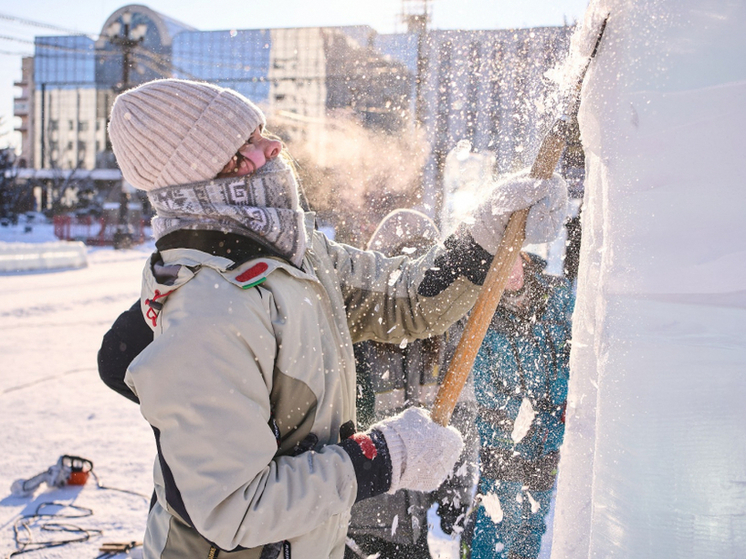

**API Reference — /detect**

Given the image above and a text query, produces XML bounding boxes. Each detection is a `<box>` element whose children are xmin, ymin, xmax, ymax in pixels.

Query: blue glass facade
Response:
<box><xmin>95</xmin><ymin>11</ymin><xmax>173</xmax><ymax>90</ymax></box>
<box><xmin>172</xmin><ymin>30</ymin><xmax>272</xmax><ymax>103</ymax></box>
<box><xmin>34</xmin><ymin>36</ymin><xmax>96</xmax><ymax>87</ymax></box>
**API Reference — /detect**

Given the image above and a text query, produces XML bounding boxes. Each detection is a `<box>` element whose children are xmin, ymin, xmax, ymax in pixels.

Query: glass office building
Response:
<box><xmin>18</xmin><ymin>4</ymin><xmax>408</xmax><ymax>175</ymax></box>
<box><xmin>14</xmin><ymin>3</ymin><xmax>572</xmax><ymax>220</ymax></box>
<box><xmin>172</xmin><ymin>29</ymin><xmax>272</xmax><ymax>102</ymax></box>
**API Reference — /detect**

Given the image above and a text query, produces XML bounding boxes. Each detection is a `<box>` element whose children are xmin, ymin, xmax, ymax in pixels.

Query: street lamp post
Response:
<box><xmin>105</xmin><ymin>12</ymin><xmax>147</xmax><ymax>249</ymax></box>
<box><xmin>107</xmin><ymin>12</ymin><xmax>148</xmax><ymax>93</ymax></box>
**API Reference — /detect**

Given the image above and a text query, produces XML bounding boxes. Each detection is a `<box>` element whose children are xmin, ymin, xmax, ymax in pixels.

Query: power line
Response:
<box><xmin>0</xmin><ymin>49</ymin><xmax>32</xmax><ymax>56</ymax></box>
<box><xmin>4</xmin><ymin>36</ymin><xmax>405</xmax><ymax>84</ymax></box>
<box><xmin>1</xmin><ymin>25</ymin><xmax>409</xmax><ymax>78</ymax></box>
<box><xmin>0</xmin><ymin>35</ymin><xmax>34</xmax><ymax>45</ymax></box>
<box><xmin>0</xmin><ymin>12</ymin><xmax>95</xmax><ymax>37</ymax></box>
<box><xmin>0</xmin><ymin>34</ymin><xmax>283</xmax><ymax>77</ymax></box>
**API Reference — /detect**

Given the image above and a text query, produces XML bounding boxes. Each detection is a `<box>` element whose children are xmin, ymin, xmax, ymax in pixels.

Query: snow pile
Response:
<box><xmin>0</xmin><ymin>215</ymin><xmax>88</xmax><ymax>273</ymax></box>
<box><xmin>552</xmin><ymin>1</ymin><xmax>746</xmax><ymax>558</ymax></box>
<box><xmin>0</xmin><ymin>240</ymin><xmax>88</xmax><ymax>273</ymax></box>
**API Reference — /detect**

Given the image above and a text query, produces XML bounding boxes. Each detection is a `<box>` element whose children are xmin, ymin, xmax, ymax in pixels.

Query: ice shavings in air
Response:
<box><xmin>511</xmin><ymin>397</ymin><xmax>536</xmax><ymax>443</ymax></box>
<box><xmin>546</xmin><ymin>0</ymin><xmax>611</xmax><ymax>95</ymax></box>
<box><xmin>481</xmin><ymin>492</ymin><xmax>503</xmax><ymax>524</ymax></box>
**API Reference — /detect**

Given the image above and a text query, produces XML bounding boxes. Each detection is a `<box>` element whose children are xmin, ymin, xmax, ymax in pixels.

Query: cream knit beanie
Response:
<box><xmin>108</xmin><ymin>79</ymin><xmax>266</xmax><ymax>191</ymax></box>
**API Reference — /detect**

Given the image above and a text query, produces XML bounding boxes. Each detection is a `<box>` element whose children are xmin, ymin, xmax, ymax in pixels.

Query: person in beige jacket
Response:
<box><xmin>104</xmin><ymin>78</ymin><xmax>568</xmax><ymax>559</ymax></box>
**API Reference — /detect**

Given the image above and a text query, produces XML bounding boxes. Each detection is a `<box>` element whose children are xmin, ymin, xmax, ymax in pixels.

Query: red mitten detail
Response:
<box><xmin>351</xmin><ymin>433</ymin><xmax>378</xmax><ymax>460</ymax></box>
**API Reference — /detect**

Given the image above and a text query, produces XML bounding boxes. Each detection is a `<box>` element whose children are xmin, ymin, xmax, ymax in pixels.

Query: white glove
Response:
<box><xmin>469</xmin><ymin>169</ymin><xmax>568</xmax><ymax>254</ymax></box>
<box><xmin>373</xmin><ymin>407</ymin><xmax>464</xmax><ymax>494</ymax></box>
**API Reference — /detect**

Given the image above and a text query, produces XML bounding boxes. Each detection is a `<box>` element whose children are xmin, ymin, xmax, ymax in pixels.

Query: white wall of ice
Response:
<box><xmin>551</xmin><ymin>1</ymin><xmax>746</xmax><ymax>557</ymax></box>
<box><xmin>0</xmin><ymin>241</ymin><xmax>88</xmax><ymax>273</ymax></box>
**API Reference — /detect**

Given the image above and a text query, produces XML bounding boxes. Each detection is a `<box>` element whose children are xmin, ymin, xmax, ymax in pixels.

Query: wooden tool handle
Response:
<box><xmin>431</xmin><ymin>15</ymin><xmax>608</xmax><ymax>427</ymax></box>
<box><xmin>530</xmin><ymin>125</ymin><xmax>567</xmax><ymax>180</ymax></box>
<box><xmin>431</xmin><ymin>208</ymin><xmax>528</xmax><ymax>426</ymax></box>
<box><xmin>431</xmin><ymin>124</ymin><xmax>565</xmax><ymax>427</ymax></box>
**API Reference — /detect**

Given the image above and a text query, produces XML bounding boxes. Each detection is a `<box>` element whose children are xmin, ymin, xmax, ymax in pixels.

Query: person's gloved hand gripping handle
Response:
<box><xmin>469</xmin><ymin>169</ymin><xmax>568</xmax><ymax>253</ymax></box>
<box><xmin>338</xmin><ymin>170</ymin><xmax>566</xmax><ymax>503</ymax></box>
<box><xmin>338</xmin><ymin>407</ymin><xmax>463</xmax><ymax>502</ymax></box>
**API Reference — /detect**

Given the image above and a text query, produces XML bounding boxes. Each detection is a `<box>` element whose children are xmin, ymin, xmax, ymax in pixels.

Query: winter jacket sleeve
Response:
<box><xmin>126</xmin><ymin>267</ymin><xmax>358</xmax><ymax>551</ymax></box>
<box><xmin>319</xmin><ymin>228</ymin><xmax>490</xmax><ymax>344</ymax></box>
<box><xmin>98</xmin><ymin>299</ymin><xmax>153</xmax><ymax>404</ymax></box>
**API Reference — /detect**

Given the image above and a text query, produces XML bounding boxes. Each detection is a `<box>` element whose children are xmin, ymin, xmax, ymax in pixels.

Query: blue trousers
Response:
<box><xmin>470</xmin><ymin>477</ymin><xmax>552</xmax><ymax>559</ymax></box>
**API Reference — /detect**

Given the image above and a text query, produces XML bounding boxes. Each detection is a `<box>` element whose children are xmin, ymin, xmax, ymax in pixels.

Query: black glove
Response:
<box><xmin>438</xmin><ymin>500</ymin><xmax>467</xmax><ymax>535</ymax></box>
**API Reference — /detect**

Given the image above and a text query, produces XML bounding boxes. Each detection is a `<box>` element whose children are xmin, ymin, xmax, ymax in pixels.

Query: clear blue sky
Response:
<box><xmin>0</xmin><ymin>0</ymin><xmax>590</xmax><ymax>150</ymax></box>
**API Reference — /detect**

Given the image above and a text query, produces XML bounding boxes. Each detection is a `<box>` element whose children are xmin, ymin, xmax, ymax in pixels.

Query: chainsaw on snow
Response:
<box><xmin>10</xmin><ymin>455</ymin><xmax>92</xmax><ymax>497</ymax></box>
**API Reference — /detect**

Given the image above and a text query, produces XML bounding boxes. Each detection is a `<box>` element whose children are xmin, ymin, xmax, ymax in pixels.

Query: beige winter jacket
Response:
<box><xmin>125</xmin><ymin>216</ymin><xmax>481</xmax><ymax>559</ymax></box>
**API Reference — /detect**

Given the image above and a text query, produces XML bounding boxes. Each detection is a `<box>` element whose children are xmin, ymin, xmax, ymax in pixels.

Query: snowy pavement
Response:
<box><xmin>0</xmin><ymin>223</ymin><xmax>156</xmax><ymax>558</ymax></box>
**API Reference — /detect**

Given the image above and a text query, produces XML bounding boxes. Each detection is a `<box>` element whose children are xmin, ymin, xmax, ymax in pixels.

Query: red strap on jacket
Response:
<box><xmin>144</xmin><ymin>289</ymin><xmax>173</xmax><ymax>327</ymax></box>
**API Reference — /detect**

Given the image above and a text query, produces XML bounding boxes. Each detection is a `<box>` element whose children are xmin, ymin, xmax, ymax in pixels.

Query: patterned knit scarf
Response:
<box><xmin>147</xmin><ymin>157</ymin><xmax>308</xmax><ymax>267</ymax></box>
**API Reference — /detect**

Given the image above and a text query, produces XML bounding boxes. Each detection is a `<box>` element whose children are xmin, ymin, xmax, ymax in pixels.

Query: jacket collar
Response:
<box><xmin>155</xmin><ymin>211</ymin><xmax>318</xmax><ymax>270</ymax></box>
<box><xmin>156</xmin><ymin>229</ymin><xmax>284</xmax><ymax>269</ymax></box>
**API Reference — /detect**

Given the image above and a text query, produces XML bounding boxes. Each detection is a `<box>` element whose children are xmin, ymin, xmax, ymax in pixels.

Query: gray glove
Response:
<box><xmin>373</xmin><ymin>407</ymin><xmax>464</xmax><ymax>494</ymax></box>
<box><xmin>468</xmin><ymin>169</ymin><xmax>568</xmax><ymax>254</ymax></box>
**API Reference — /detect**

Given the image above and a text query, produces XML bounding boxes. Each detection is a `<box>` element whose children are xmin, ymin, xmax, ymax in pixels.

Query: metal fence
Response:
<box><xmin>53</xmin><ymin>214</ymin><xmax>145</xmax><ymax>246</ymax></box>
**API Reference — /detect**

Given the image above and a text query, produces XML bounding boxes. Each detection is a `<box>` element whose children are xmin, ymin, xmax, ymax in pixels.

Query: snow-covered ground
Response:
<box><xmin>0</xmin><ymin>218</ymin><xmax>156</xmax><ymax>558</ymax></box>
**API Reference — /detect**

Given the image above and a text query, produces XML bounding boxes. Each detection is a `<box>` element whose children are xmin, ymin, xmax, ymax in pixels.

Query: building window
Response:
<box><xmin>79</xmin><ymin>121</ymin><xmax>89</xmax><ymax>132</ymax></box>
<box><xmin>69</xmin><ymin>120</ymin><xmax>75</xmax><ymax>131</ymax></box>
